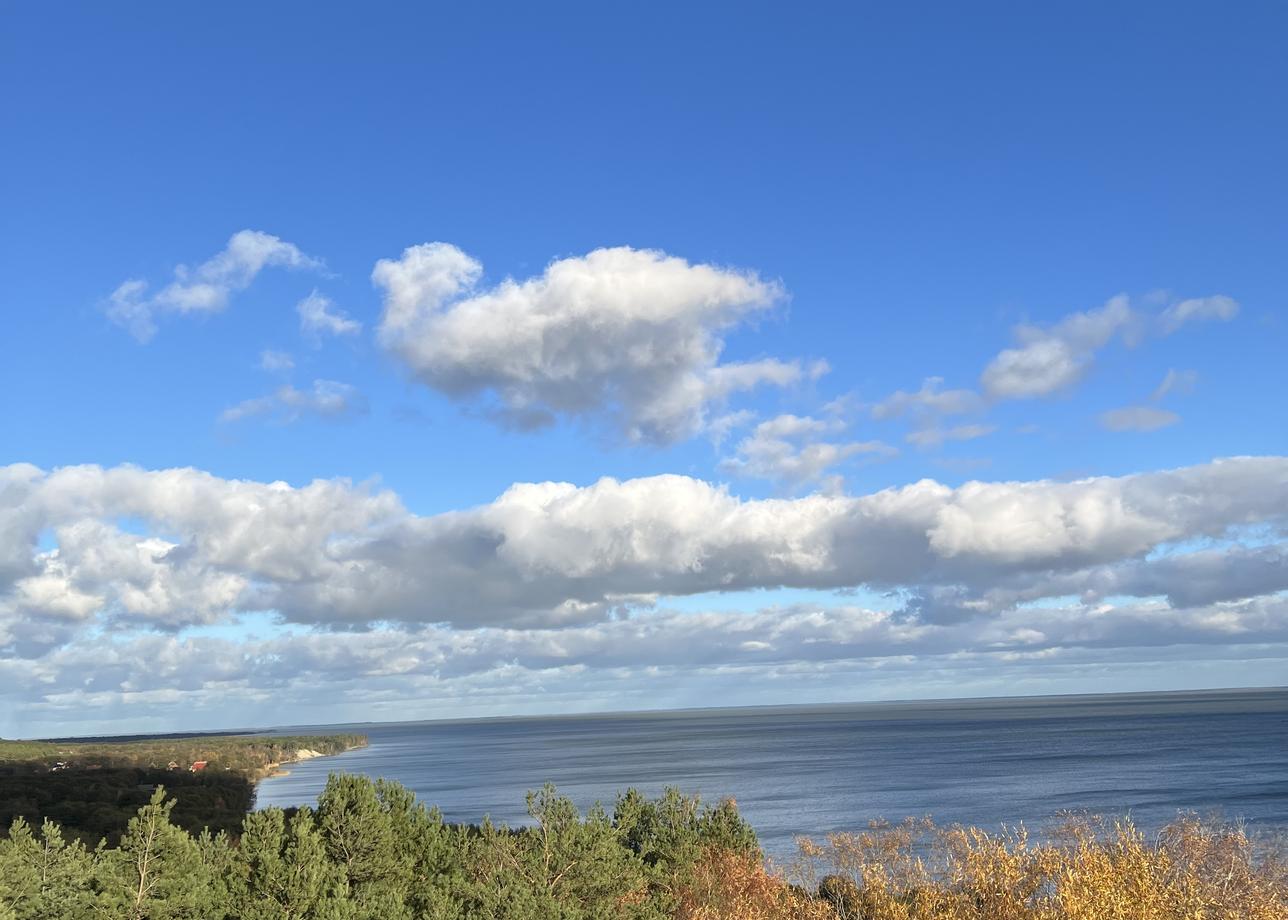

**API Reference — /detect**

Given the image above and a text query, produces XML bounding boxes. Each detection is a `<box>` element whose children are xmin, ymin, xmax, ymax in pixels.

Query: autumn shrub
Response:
<box><xmin>791</xmin><ymin>814</ymin><xmax>1288</xmax><ymax>920</ymax></box>
<box><xmin>676</xmin><ymin>847</ymin><xmax>832</xmax><ymax>920</ymax></box>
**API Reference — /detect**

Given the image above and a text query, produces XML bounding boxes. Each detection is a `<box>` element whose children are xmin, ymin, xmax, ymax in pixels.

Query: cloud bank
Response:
<box><xmin>4</xmin><ymin>457</ymin><xmax>1286</xmax><ymax>636</ymax></box>
<box><xmin>3</xmin><ymin>456</ymin><xmax>1285</xmax><ymax>730</ymax></box>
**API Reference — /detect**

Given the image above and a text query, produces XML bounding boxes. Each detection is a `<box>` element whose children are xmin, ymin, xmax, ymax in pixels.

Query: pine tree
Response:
<box><xmin>230</xmin><ymin>806</ymin><xmax>350</xmax><ymax>920</ymax></box>
<box><xmin>315</xmin><ymin>774</ymin><xmax>410</xmax><ymax>919</ymax></box>
<box><xmin>0</xmin><ymin>817</ymin><xmax>100</xmax><ymax>920</ymax></box>
<box><xmin>99</xmin><ymin>787</ymin><xmax>216</xmax><ymax>920</ymax></box>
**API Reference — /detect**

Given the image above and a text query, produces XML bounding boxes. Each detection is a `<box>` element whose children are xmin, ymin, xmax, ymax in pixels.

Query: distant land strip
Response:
<box><xmin>0</xmin><ymin>732</ymin><xmax>366</xmax><ymax>843</ymax></box>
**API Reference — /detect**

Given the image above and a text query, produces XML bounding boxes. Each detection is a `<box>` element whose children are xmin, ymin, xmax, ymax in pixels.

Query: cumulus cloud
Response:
<box><xmin>934</xmin><ymin>542</ymin><xmax>1288</xmax><ymax>618</ymax></box>
<box><xmin>219</xmin><ymin>380</ymin><xmax>367</xmax><ymax>424</ymax></box>
<box><xmin>297</xmin><ymin>290</ymin><xmax>361</xmax><ymax>339</ymax></box>
<box><xmin>4</xmin><ymin>457</ymin><xmax>1288</xmax><ymax>643</ymax></box>
<box><xmin>373</xmin><ymin>243</ymin><xmax>813</xmax><ymax>443</ymax></box>
<box><xmin>106</xmin><ymin>230</ymin><xmax>322</xmax><ymax>341</ymax></box>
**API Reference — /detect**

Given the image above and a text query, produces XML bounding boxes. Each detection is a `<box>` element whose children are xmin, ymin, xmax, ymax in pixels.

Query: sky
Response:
<box><xmin>1</xmin><ymin>2</ymin><xmax>1286</xmax><ymax>737</ymax></box>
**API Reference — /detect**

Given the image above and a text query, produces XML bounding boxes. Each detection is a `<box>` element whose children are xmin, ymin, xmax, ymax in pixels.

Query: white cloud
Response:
<box><xmin>7</xmin><ymin>591</ymin><xmax>1287</xmax><ymax>731</ymax></box>
<box><xmin>1151</xmin><ymin>368</ymin><xmax>1198</xmax><ymax>401</ymax></box>
<box><xmin>871</xmin><ymin>377</ymin><xmax>985</xmax><ymax>420</ymax></box>
<box><xmin>373</xmin><ymin>243</ymin><xmax>811</xmax><ymax>443</ymax></box>
<box><xmin>906</xmin><ymin>423</ymin><xmax>997</xmax><ymax>448</ymax></box>
<box><xmin>980</xmin><ymin>295</ymin><xmax>1136</xmax><ymax>399</ymax></box>
<box><xmin>1158</xmin><ymin>295</ymin><xmax>1239</xmax><ymax>334</ymax></box>
<box><xmin>296</xmin><ymin>290</ymin><xmax>361</xmax><ymax>339</ymax></box>
<box><xmin>1099</xmin><ymin>406</ymin><xmax>1180</xmax><ymax>432</ymax></box>
<box><xmin>4</xmin><ymin>457</ymin><xmax>1287</xmax><ymax>642</ymax></box>
<box><xmin>720</xmin><ymin>414</ymin><xmax>895</xmax><ymax>485</ymax></box>
<box><xmin>259</xmin><ymin>350</ymin><xmax>295</xmax><ymax>372</ymax></box>
<box><xmin>106</xmin><ymin>230</ymin><xmax>322</xmax><ymax>341</ymax></box>
<box><xmin>219</xmin><ymin>380</ymin><xmax>366</xmax><ymax>424</ymax></box>
<box><xmin>707</xmin><ymin>410</ymin><xmax>757</xmax><ymax>447</ymax></box>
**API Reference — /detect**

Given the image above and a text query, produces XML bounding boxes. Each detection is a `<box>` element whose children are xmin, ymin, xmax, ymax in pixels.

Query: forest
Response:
<box><xmin>1</xmin><ymin>773</ymin><xmax>1284</xmax><ymax>920</ymax></box>
<box><xmin>0</xmin><ymin>734</ymin><xmax>365</xmax><ymax>844</ymax></box>
<box><xmin>0</xmin><ymin>734</ymin><xmax>366</xmax><ymax>780</ymax></box>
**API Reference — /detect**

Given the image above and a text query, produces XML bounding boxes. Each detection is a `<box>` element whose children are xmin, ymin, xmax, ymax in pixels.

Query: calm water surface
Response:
<box><xmin>256</xmin><ymin>689</ymin><xmax>1288</xmax><ymax>861</ymax></box>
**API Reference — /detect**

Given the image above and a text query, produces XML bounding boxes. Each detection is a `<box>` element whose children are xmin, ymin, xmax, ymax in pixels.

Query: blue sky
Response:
<box><xmin>1</xmin><ymin>2</ymin><xmax>1286</xmax><ymax>737</ymax></box>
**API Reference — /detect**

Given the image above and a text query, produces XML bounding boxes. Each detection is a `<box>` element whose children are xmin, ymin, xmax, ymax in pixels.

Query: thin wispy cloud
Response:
<box><xmin>258</xmin><ymin>349</ymin><xmax>295</xmax><ymax>372</ymax></box>
<box><xmin>1099</xmin><ymin>405</ymin><xmax>1180</xmax><ymax>432</ymax></box>
<box><xmin>1158</xmin><ymin>295</ymin><xmax>1239</xmax><ymax>335</ymax></box>
<box><xmin>219</xmin><ymin>379</ymin><xmax>366</xmax><ymax>425</ymax></box>
<box><xmin>719</xmin><ymin>413</ymin><xmax>895</xmax><ymax>486</ymax></box>
<box><xmin>297</xmin><ymin>289</ymin><xmax>361</xmax><ymax>340</ymax></box>
<box><xmin>106</xmin><ymin>230</ymin><xmax>322</xmax><ymax>341</ymax></box>
<box><xmin>980</xmin><ymin>295</ymin><xmax>1137</xmax><ymax>399</ymax></box>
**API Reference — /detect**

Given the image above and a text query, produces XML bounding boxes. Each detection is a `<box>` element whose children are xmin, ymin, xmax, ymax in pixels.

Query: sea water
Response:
<box><xmin>255</xmin><ymin>688</ymin><xmax>1288</xmax><ymax>861</ymax></box>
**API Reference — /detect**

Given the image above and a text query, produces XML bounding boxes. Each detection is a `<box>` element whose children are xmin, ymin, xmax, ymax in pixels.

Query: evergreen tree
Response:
<box><xmin>229</xmin><ymin>806</ymin><xmax>350</xmax><ymax>920</ymax></box>
<box><xmin>0</xmin><ymin>817</ymin><xmax>100</xmax><ymax>920</ymax></box>
<box><xmin>315</xmin><ymin>774</ymin><xmax>410</xmax><ymax>919</ymax></box>
<box><xmin>371</xmin><ymin>780</ymin><xmax>464</xmax><ymax>919</ymax></box>
<box><xmin>98</xmin><ymin>787</ymin><xmax>216</xmax><ymax>920</ymax></box>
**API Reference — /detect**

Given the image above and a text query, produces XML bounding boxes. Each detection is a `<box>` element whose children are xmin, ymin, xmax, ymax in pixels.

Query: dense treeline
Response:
<box><xmin>0</xmin><ymin>734</ymin><xmax>366</xmax><ymax>779</ymax></box>
<box><xmin>0</xmin><ymin>767</ymin><xmax>254</xmax><ymax>845</ymax></box>
<box><xmin>0</xmin><ymin>774</ymin><xmax>1284</xmax><ymax>919</ymax></box>
<box><xmin>0</xmin><ymin>733</ymin><xmax>364</xmax><ymax>846</ymax></box>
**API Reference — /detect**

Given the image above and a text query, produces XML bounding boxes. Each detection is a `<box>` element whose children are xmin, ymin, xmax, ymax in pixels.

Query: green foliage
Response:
<box><xmin>0</xmin><ymin>773</ymin><xmax>770</xmax><ymax>919</ymax></box>
<box><xmin>455</xmin><ymin>784</ymin><xmax>656</xmax><ymax>919</ymax></box>
<box><xmin>227</xmin><ymin>806</ymin><xmax>348</xmax><ymax>920</ymax></box>
<box><xmin>97</xmin><ymin>787</ymin><xmax>218</xmax><ymax>919</ymax></box>
<box><xmin>0</xmin><ymin>733</ymin><xmax>365</xmax><ymax>846</ymax></box>
<box><xmin>1</xmin><ymin>772</ymin><xmax>1282</xmax><ymax>919</ymax></box>
<box><xmin>613</xmin><ymin>785</ymin><xmax>762</xmax><ymax>914</ymax></box>
<box><xmin>0</xmin><ymin>766</ymin><xmax>254</xmax><ymax>844</ymax></box>
<box><xmin>0</xmin><ymin>816</ymin><xmax>98</xmax><ymax>920</ymax></box>
<box><xmin>0</xmin><ymin>733</ymin><xmax>366</xmax><ymax>780</ymax></box>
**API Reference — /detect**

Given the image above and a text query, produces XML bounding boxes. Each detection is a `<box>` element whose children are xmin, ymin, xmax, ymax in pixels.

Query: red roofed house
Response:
<box><xmin>189</xmin><ymin>760</ymin><xmax>208</xmax><ymax>772</ymax></box>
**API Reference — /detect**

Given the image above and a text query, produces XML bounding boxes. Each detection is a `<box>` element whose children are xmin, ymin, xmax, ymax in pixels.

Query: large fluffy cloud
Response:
<box><xmin>373</xmin><ymin>244</ymin><xmax>816</xmax><ymax>443</ymax></box>
<box><xmin>3</xmin><ymin>457</ymin><xmax>1287</xmax><ymax>641</ymax></box>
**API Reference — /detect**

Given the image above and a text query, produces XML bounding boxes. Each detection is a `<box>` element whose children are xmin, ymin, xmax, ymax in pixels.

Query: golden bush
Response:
<box><xmin>776</xmin><ymin>814</ymin><xmax>1286</xmax><ymax>919</ymax></box>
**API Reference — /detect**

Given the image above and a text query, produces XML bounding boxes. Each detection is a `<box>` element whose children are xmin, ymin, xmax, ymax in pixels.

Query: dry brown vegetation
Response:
<box><xmin>772</xmin><ymin>814</ymin><xmax>1288</xmax><ymax>919</ymax></box>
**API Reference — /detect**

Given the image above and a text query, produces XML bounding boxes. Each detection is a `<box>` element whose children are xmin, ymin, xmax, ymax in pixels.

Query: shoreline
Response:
<box><xmin>252</xmin><ymin>739</ymin><xmax>367</xmax><ymax>786</ymax></box>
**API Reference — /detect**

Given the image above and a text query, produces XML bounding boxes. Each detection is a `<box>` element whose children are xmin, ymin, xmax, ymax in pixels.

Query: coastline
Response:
<box><xmin>252</xmin><ymin>739</ymin><xmax>367</xmax><ymax>786</ymax></box>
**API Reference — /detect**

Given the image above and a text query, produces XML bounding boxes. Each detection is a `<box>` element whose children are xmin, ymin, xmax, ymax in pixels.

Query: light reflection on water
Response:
<box><xmin>255</xmin><ymin>688</ymin><xmax>1288</xmax><ymax>862</ymax></box>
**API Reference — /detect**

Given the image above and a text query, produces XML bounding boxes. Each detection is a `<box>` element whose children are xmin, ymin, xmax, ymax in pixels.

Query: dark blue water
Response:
<box><xmin>256</xmin><ymin>688</ymin><xmax>1288</xmax><ymax>861</ymax></box>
